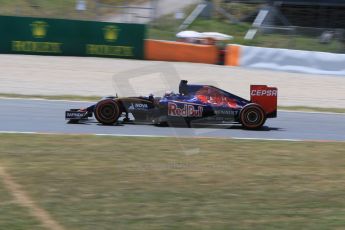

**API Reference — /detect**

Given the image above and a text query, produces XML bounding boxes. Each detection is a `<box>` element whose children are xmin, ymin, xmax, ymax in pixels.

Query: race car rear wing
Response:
<box><xmin>250</xmin><ymin>85</ymin><xmax>278</xmax><ymax>118</ymax></box>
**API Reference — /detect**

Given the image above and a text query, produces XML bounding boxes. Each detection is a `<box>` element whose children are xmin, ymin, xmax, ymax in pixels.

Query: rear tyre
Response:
<box><xmin>94</xmin><ymin>99</ymin><xmax>121</xmax><ymax>125</ymax></box>
<box><xmin>240</xmin><ymin>103</ymin><xmax>266</xmax><ymax>130</ymax></box>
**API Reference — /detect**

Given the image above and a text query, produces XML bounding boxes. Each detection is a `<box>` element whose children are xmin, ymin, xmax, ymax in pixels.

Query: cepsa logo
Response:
<box><xmin>168</xmin><ymin>102</ymin><xmax>203</xmax><ymax>117</ymax></box>
<box><xmin>251</xmin><ymin>89</ymin><xmax>277</xmax><ymax>97</ymax></box>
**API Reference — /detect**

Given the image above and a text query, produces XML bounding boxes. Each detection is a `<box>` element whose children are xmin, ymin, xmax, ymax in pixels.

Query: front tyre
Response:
<box><xmin>240</xmin><ymin>103</ymin><xmax>266</xmax><ymax>130</ymax></box>
<box><xmin>94</xmin><ymin>99</ymin><xmax>120</xmax><ymax>125</ymax></box>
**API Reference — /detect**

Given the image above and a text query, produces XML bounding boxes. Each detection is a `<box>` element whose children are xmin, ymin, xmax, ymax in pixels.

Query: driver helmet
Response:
<box><xmin>164</xmin><ymin>90</ymin><xmax>174</xmax><ymax>97</ymax></box>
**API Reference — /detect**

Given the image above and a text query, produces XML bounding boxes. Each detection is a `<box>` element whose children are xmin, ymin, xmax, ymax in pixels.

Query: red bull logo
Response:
<box><xmin>168</xmin><ymin>102</ymin><xmax>203</xmax><ymax>117</ymax></box>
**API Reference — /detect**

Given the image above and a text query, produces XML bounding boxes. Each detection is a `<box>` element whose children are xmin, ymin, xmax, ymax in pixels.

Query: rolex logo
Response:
<box><xmin>31</xmin><ymin>21</ymin><xmax>48</xmax><ymax>38</ymax></box>
<box><xmin>103</xmin><ymin>25</ymin><xmax>118</xmax><ymax>42</ymax></box>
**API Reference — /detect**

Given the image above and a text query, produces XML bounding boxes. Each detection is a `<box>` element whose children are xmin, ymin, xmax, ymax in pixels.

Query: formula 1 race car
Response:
<box><xmin>65</xmin><ymin>80</ymin><xmax>277</xmax><ymax>129</ymax></box>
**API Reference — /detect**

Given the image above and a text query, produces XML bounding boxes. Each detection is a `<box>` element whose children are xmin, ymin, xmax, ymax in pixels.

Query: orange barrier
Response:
<box><xmin>224</xmin><ymin>45</ymin><xmax>240</xmax><ymax>66</ymax></box>
<box><xmin>145</xmin><ymin>39</ymin><xmax>219</xmax><ymax>64</ymax></box>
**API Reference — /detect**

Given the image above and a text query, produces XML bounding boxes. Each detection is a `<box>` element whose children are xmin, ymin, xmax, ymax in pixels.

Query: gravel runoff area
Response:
<box><xmin>1</xmin><ymin>54</ymin><xmax>344</xmax><ymax>108</ymax></box>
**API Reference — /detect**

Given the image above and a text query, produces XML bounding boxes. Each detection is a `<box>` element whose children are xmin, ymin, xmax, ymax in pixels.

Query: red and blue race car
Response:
<box><xmin>65</xmin><ymin>80</ymin><xmax>277</xmax><ymax>129</ymax></box>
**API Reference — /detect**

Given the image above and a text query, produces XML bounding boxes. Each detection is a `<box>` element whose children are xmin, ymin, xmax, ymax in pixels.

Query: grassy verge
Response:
<box><xmin>0</xmin><ymin>0</ymin><xmax>146</xmax><ymax>20</ymax></box>
<box><xmin>0</xmin><ymin>93</ymin><xmax>344</xmax><ymax>113</ymax></box>
<box><xmin>278</xmin><ymin>106</ymin><xmax>345</xmax><ymax>114</ymax></box>
<box><xmin>0</xmin><ymin>134</ymin><xmax>345</xmax><ymax>229</ymax></box>
<box><xmin>0</xmin><ymin>178</ymin><xmax>45</xmax><ymax>230</ymax></box>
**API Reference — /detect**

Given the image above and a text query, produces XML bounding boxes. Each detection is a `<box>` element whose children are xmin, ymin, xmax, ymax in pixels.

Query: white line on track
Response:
<box><xmin>0</xmin><ymin>96</ymin><xmax>94</xmax><ymax>103</ymax></box>
<box><xmin>231</xmin><ymin>137</ymin><xmax>303</xmax><ymax>142</ymax></box>
<box><xmin>0</xmin><ymin>131</ymin><xmax>344</xmax><ymax>143</ymax></box>
<box><xmin>0</xmin><ymin>131</ymin><xmax>38</xmax><ymax>134</ymax></box>
<box><xmin>278</xmin><ymin>109</ymin><xmax>345</xmax><ymax>115</ymax></box>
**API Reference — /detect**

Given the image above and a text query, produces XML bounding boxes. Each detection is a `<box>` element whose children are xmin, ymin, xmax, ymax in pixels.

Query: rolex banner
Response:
<box><xmin>0</xmin><ymin>15</ymin><xmax>145</xmax><ymax>59</ymax></box>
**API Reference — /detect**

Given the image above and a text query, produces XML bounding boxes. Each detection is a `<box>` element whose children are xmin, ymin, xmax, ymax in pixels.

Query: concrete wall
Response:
<box><xmin>225</xmin><ymin>44</ymin><xmax>345</xmax><ymax>76</ymax></box>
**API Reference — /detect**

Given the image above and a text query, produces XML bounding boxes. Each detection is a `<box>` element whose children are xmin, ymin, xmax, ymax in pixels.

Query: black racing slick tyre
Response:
<box><xmin>94</xmin><ymin>99</ymin><xmax>121</xmax><ymax>125</ymax></box>
<box><xmin>240</xmin><ymin>103</ymin><xmax>266</xmax><ymax>130</ymax></box>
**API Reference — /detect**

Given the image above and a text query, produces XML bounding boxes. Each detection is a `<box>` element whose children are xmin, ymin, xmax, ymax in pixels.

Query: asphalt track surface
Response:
<box><xmin>0</xmin><ymin>98</ymin><xmax>344</xmax><ymax>141</ymax></box>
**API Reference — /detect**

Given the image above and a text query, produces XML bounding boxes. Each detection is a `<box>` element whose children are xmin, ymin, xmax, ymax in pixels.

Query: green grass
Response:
<box><xmin>0</xmin><ymin>0</ymin><xmax>146</xmax><ymax>20</ymax></box>
<box><xmin>149</xmin><ymin>18</ymin><xmax>252</xmax><ymax>44</ymax></box>
<box><xmin>278</xmin><ymin>106</ymin><xmax>345</xmax><ymax>114</ymax></box>
<box><xmin>147</xmin><ymin>1</ymin><xmax>344</xmax><ymax>53</ymax></box>
<box><xmin>0</xmin><ymin>178</ymin><xmax>45</xmax><ymax>230</ymax></box>
<box><xmin>214</xmin><ymin>1</ymin><xmax>262</xmax><ymax>19</ymax></box>
<box><xmin>149</xmin><ymin>17</ymin><xmax>344</xmax><ymax>53</ymax></box>
<box><xmin>0</xmin><ymin>134</ymin><xmax>345</xmax><ymax>229</ymax></box>
<box><xmin>253</xmin><ymin>33</ymin><xmax>344</xmax><ymax>53</ymax></box>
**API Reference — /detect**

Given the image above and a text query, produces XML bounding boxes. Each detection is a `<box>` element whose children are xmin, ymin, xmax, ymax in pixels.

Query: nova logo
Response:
<box><xmin>103</xmin><ymin>25</ymin><xmax>119</xmax><ymax>42</ymax></box>
<box><xmin>31</xmin><ymin>21</ymin><xmax>48</xmax><ymax>38</ymax></box>
<box><xmin>128</xmin><ymin>103</ymin><xmax>148</xmax><ymax>110</ymax></box>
